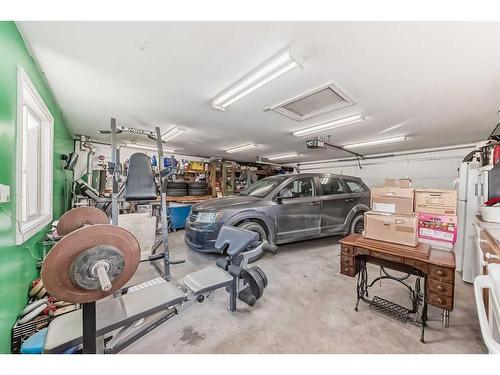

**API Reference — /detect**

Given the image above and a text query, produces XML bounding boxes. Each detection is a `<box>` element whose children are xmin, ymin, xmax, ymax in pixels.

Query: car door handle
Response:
<box><xmin>344</xmin><ymin>198</ymin><xmax>355</xmax><ymax>202</ymax></box>
<box><xmin>309</xmin><ymin>201</ymin><xmax>320</xmax><ymax>206</ymax></box>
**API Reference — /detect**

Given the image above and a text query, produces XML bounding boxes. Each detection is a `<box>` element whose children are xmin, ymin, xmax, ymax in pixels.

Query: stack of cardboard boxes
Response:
<box><xmin>364</xmin><ymin>178</ymin><xmax>458</xmax><ymax>248</ymax></box>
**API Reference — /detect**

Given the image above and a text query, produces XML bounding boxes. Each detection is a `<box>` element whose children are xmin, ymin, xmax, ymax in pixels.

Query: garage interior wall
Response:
<box><xmin>0</xmin><ymin>22</ymin><xmax>74</xmax><ymax>353</ymax></box>
<box><xmin>73</xmin><ymin>141</ymin><xmax>207</xmax><ymax>183</ymax></box>
<box><xmin>299</xmin><ymin>145</ymin><xmax>474</xmax><ymax>189</ymax></box>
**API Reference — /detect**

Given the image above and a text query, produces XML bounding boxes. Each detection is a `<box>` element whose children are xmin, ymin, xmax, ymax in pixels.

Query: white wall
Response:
<box><xmin>298</xmin><ymin>146</ymin><xmax>474</xmax><ymax>189</ymax></box>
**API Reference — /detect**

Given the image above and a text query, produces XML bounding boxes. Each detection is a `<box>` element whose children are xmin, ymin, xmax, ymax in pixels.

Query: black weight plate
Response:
<box><xmin>244</xmin><ymin>268</ymin><xmax>266</xmax><ymax>300</ymax></box>
<box><xmin>250</xmin><ymin>266</ymin><xmax>268</xmax><ymax>289</ymax></box>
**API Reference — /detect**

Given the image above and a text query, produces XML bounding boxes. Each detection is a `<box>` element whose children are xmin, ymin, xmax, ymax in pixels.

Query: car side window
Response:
<box><xmin>282</xmin><ymin>178</ymin><xmax>315</xmax><ymax>198</ymax></box>
<box><xmin>345</xmin><ymin>180</ymin><xmax>365</xmax><ymax>193</ymax></box>
<box><xmin>319</xmin><ymin>177</ymin><xmax>344</xmax><ymax>195</ymax></box>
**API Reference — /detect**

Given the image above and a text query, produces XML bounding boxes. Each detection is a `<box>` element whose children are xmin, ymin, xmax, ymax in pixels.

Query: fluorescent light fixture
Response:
<box><xmin>343</xmin><ymin>136</ymin><xmax>407</xmax><ymax>149</ymax></box>
<box><xmin>125</xmin><ymin>143</ymin><xmax>176</xmax><ymax>153</ymax></box>
<box><xmin>225</xmin><ymin>143</ymin><xmax>258</xmax><ymax>154</ymax></box>
<box><xmin>292</xmin><ymin>114</ymin><xmax>364</xmax><ymax>137</ymax></box>
<box><xmin>267</xmin><ymin>152</ymin><xmax>299</xmax><ymax>160</ymax></box>
<box><xmin>212</xmin><ymin>47</ymin><xmax>303</xmax><ymax>111</ymax></box>
<box><xmin>161</xmin><ymin>126</ymin><xmax>187</xmax><ymax>141</ymax></box>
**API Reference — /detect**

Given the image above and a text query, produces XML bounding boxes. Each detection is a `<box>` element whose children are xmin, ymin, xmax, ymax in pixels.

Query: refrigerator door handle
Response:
<box><xmin>475</xmin><ymin>183</ymin><xmax>478</xmax><ymax>196</ymax></box>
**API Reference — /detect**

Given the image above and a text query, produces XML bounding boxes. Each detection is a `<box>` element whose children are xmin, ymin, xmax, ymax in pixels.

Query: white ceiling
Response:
<box><xmin>17</xmin><ymin>21</ymin><xmax>500</xmax><ymax>163</ymax></box>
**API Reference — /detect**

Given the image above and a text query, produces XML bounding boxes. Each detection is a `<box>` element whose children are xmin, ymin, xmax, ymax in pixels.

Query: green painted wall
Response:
<box><xmin>0</xmin><ymin>21</ymin><xmax>74</xmax><ymax>353</ymax></box>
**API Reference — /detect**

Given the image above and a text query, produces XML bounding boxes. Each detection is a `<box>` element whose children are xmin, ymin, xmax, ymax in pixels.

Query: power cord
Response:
<box><xmin>0</xmin><ymin>206</ymin><xmax>42</xmax><ymax>261</ymax></box>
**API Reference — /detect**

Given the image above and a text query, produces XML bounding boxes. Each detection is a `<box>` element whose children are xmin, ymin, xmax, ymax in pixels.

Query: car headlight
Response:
<box><xmin>195</xmin><ymin>211</ymin><xmax>224</xmax><ymax>224</ymax></box>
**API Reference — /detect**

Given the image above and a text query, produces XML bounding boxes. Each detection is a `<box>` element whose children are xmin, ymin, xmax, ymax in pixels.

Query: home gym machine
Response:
<box><xmin>98</xmin><ymin>118</ymin><xmax>182</xmax><ymax>279</ymax></box>
<box><xmin>40</xmin><ymin>118</ymin><xmax>276</xmax><ymax>354</ymax></box>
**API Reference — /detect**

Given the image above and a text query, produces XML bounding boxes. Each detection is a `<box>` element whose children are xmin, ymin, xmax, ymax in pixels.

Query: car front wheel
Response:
<box><xmin>349</xmin><ymin>213</ymin><xmax>365</xmax><ymax>235</ymax></box>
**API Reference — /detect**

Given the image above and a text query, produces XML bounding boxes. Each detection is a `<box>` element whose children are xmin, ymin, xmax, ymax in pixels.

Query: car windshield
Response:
<box><xmin>239</xmin><ymin>177</ymin><xmax>286</xmax><ymax>198</ymax></box>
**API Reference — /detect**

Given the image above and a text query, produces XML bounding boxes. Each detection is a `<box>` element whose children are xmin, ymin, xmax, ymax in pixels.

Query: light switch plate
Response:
<box><xmin>0</xmin><ymin>184</ymin><xmax>10</xmax><ymax>203</ymax></box>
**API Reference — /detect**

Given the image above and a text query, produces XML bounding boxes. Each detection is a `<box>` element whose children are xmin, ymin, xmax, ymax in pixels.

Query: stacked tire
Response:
<box><xmin>187</xmin><ymin>181</ymin><xmax>209</xmax><ymax>196</ymax></box>
<box><xmin>163</xmin><ymin>181</ymin><xmax>188</xmax><ymax>197</ymax></box>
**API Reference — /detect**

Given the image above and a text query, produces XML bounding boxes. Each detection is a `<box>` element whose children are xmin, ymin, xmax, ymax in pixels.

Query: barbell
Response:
<box><xmin>42</xmin><ymin>208</ymin><xmax>141</xmax><ymax>303</ymax></box>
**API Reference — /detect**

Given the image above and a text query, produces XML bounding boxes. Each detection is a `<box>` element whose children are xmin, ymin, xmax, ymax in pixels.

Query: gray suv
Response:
<box><xmin>185</xmin><ymin>173</ymin><xmax>370</xmax><ymax>253</ymax></box>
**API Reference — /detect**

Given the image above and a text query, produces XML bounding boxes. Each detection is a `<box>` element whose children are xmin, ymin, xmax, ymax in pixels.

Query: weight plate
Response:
<box><xmin>241</xmin><ymin>268</ymin><xmax>266</xmax><ymax>300</ymax></box>
<box><xmin>41</xmin><ymin>224</ymin><xmax>140</xmax><ymax>303</ymax></box>
<box><xmin>70</xmin><ymin>245</ymin><xmax>125</xmax><ymax>291</ymax></box>
<box><xmin>57</xmin><ymin>207</ymin><xmax>108</xmax><ymax>236</ymax></box>
<box><xmin>250</xmin><ymin>266</ymin><xmax>268</xmax><ymax>289</ymax></box>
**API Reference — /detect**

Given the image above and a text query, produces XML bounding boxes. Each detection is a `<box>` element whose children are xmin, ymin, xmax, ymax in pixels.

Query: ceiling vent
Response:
<box><xmin>265</xmin><ymin>83</ymin><xmax>354</xmax><ymax>122</ymax></box>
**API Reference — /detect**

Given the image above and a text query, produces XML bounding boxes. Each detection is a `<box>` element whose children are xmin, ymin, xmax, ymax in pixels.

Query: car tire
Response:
<box><xmin>188</xmin><ymin>182</ymin><xmax>208</xmax><ymax>190</ymax></box>
<box><xmin>162</xmin><ymin>181</ymin><xmax>187</xmax><ymax>192</ymax></box>
<box><xmin>188</xmin><ymin>188</ymin><xmax>209</xmax><ymax>196</ymax></box>
<box><xmin>236</xmin><ymin>221</ymin><xmax>268</xmax><ymax>263</ymax></box>
<box><xmin>349</xmin><ymin>213</ymin><xmax>365</xmax><ymax>235</ymax></box>
<box><xmin>166</xmin><ymin>188</ymin><xmax>188</xmax><ymax>197</ymax></box>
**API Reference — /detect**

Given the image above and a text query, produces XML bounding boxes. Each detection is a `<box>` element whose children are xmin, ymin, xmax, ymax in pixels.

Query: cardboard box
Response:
<box><xmin>417</xmin><ymin>213</ymin><xmax>457</xmax><ymax>244</ymax></box>
<box><xmin>371</xmin><ymin>187</ymin><xmax>415</xmax><ymax>215</ymax></box>
<box><xmin>384</xmin><ymin>178</ymin><xmax>412</xmax><ymax>188</ymax></box>
<box><xmin>414</xmin><ymin>189</ymin><xmax>457</xmax><ymax>215</ymax></box>
<box><xmin>363</xmin><ymin>211</ymin><xmax>419</xmax><ymax>247</ymax></box>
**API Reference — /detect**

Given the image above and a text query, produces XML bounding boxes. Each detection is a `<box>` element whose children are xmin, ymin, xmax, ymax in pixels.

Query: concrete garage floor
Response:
<box><xmin>122</xmin><ymin>230</ymin><xmax>487</xmax><ymax>354</ymax></box>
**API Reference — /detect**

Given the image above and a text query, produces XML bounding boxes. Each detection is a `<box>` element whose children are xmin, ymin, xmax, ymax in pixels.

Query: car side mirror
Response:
<box><xmin>277</xmin><ymin>188</ymin><xmax>293</xmax><ymax>201</ymax></box>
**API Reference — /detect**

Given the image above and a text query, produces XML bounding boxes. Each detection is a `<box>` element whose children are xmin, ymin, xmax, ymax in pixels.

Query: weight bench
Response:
<box><xmin>42</xmin><ymin>226</ymin><xmax>273</xmax><ymax>354</ymax></box>
<box><xmin>44</xmin><ymin>282</ymin><xmax>185</xmax><ymax>353</ymax></box>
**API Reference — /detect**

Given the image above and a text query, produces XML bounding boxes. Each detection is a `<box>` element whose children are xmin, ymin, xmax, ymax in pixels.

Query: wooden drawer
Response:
<box><xmin>340</xmin><ymin>264</ymin><xmax>357</xmax><ymax>277</ymax></box>
<box><xmin>370</xmin><ymin>251</ymin><xmax>402</xmax><ymax>264</ymax></box>
<box><xmin>341</xmin><ymin>244</ymin><xmax>353</xmax><ymax>256</ymax></box>
<box><xmin>340</xmin><ymin>256</ymin><xmax>357</xmax><ymax>277</ymax></box>
<box><xmin>428</xmin><ymin>278</ymin><xmax>453</xmax><ymax>297</ymax></box>
<box><xmin>354</xmin><ymin>246</ymin><xmax>370</xmax><ymax>256</ymax></box>
<box><xmin>340</xmin><ymin>255</ymin><xmax>354</xmax><ymax>268</ymax></box>
<box><xmin>405</xmin><ymin>259</ymin><xmax>428</xmax><ymax>273</ymax></box>
<box><xmin>429</xmin><ymin>265</ymin><xmax>454</xmax><ymax>283</ymax></box>
<box><xmin>427</xmin><ymin>291</ymin><xmax>453</xmax><ymax>310</ymax></box>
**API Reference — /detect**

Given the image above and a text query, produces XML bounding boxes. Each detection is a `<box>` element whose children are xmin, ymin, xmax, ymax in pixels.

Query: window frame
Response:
<box><xmin>318</xmin><ymin>176</ymin><xmax>346</xmax><ymax>196</ymax></box>
<box><xmin>343</xmin><ymin>179</ymin><xmax>367</xmax><ymax>193</ymax></box>
<box><xmin>278</xmin><ymin>177</ymin><xmax>316</xmax><ymax>199</ymax></box>
<box><xmin>16</xmin><ymin>68</ymin><xmax>54</xmax><ymax>244</ymax></box>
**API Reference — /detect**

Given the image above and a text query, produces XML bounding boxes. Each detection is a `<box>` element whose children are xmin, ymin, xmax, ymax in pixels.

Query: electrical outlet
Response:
<box><xmin>0</xmin><ymin>184</ymin><xmax>10</xmax><ymax>203</ymax></box>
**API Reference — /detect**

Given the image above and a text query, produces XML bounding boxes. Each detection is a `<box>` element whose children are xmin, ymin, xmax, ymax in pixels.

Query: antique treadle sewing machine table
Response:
<box><xmin>339</xmin><ymin>234</ymin><xmax>456</xmax><ymax>343</ymax></box>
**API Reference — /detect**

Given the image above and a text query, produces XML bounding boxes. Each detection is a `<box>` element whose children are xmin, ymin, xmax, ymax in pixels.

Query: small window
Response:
<box><xmin>319</xmin><ymin>177</ymin><xmax>344</xmax><ymax>195</ymax></box>
<box><xmin>345</xmin><ymin>180</ymin><xmax>365</xmax><ymax>193</ymax></box>
<box><xmin>16</xmin><ymin>68</ymin><xmax>54</xmax><ymax>244</ymax></box>
<box><xmin>282</xmin><ymin>178</ymin><xmax>315</xmax><ymax>198</ymax></box>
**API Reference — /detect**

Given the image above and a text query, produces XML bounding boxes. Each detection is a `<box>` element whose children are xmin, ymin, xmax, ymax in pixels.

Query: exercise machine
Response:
<box><xmin>41</xmin><ymin>214</ymin><xmax>275</xmax><ymax>353</ymax></box>
<box><xmin>73</xmin><ymin>179</ymin><xmax>126</xmax><ymax>217</ymax></box>
<box><xmin>40</xmin><ymin>118</ymin><xmax>276</xmax><ymax>354</ymax></box>
<box><xmin>101</xmin><ymin>118</ymin><xmax>180</xmax><ymax>279</ymax></box>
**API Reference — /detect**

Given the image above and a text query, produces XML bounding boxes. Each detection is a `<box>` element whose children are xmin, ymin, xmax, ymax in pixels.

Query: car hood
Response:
<box><xmin>193</xmin><ymin>195</ymin><xmax>262</xmax><ymax>211</ymax></box>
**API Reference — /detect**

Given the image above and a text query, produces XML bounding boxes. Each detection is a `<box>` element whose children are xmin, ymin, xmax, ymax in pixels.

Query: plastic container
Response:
<box><xmin>167</xmin><ymin>204</ymin><xmax>193</xmax><ymax>230</ymax></box>
<box><xmin>480</xmin><ymin>205</ymin><xmax>500</xmax><ymax>223</ymax></box>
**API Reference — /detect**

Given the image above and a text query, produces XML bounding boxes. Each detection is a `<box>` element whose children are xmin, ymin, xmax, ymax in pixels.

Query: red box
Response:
<box><xmin>417</xmin><ymin>213</ymin><xmax>457</xmax><ymax>244</ymax></box>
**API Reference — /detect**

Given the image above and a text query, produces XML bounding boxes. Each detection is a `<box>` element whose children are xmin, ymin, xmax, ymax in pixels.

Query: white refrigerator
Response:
<box><xmin>455</xmin><ymin>161</ymin><xmax>480</xmax><ymax>283</ymax></box>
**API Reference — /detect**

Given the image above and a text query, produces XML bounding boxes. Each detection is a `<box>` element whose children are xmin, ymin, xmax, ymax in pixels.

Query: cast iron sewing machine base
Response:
<box><xmin>354</xmin><ymin>258</ymin><xmax>429</xmax><ymax>343</ymax></box>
